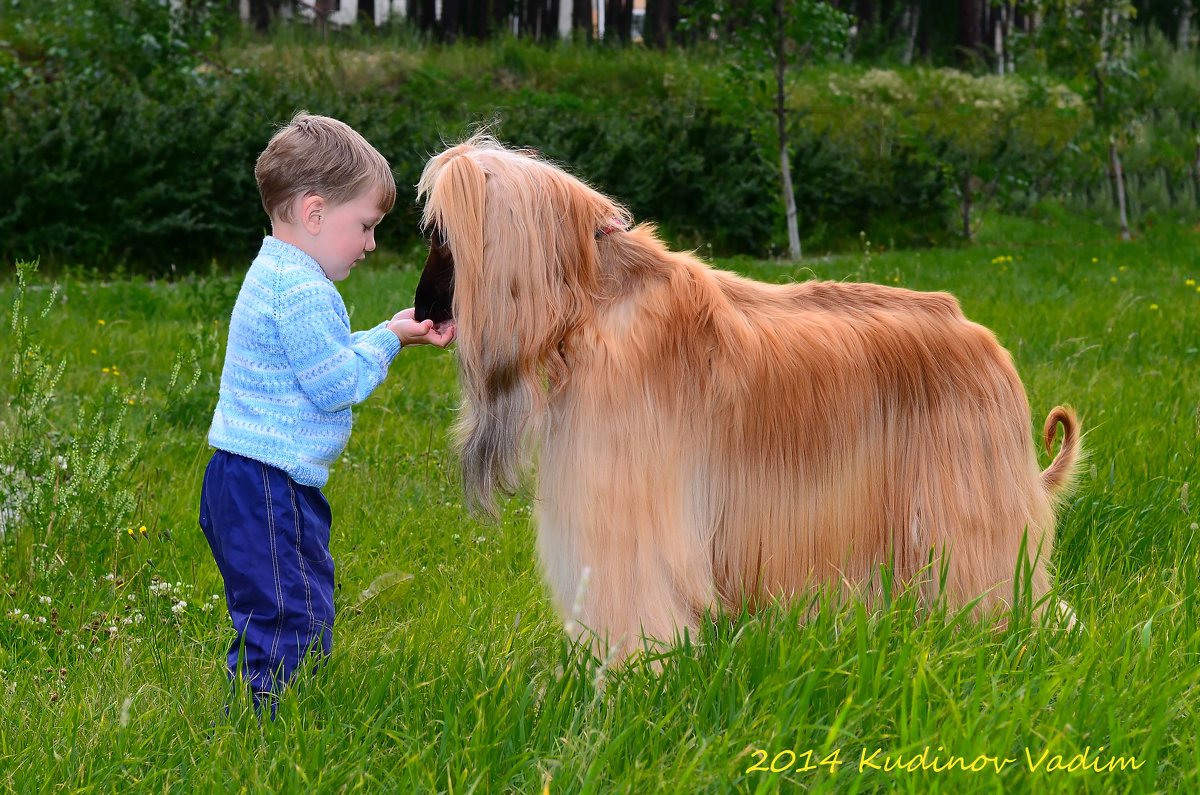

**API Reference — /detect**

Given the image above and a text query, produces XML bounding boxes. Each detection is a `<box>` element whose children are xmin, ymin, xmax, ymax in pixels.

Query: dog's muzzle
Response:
<box><xmin>414</xmin><ymin>237</ymin><xmax>455</xmax><ymax>324</ymax></box>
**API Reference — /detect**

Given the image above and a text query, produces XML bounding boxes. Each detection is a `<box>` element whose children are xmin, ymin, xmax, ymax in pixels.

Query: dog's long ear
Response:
<box><xmin>419</xmin><ymin>141</ymin><xmax>629</xmax><ymax>518</ymax></box>
<box><xmin>419</xmin><ymin>151</ymin><xmax>512</xmax><ymax>516</ymax></box>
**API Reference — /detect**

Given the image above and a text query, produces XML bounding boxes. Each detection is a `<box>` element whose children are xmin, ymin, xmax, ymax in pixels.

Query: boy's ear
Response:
<box><xmin>300</xmin><ymin>194</ymin><xmax>327</xmax><ymax>235</ymax></box>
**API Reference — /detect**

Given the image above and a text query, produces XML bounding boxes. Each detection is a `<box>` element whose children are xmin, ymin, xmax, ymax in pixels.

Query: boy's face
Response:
<box><xmin>307</xmin><ymin>185</ymin><xmax>386</xmax><ymax>282</ymax></box>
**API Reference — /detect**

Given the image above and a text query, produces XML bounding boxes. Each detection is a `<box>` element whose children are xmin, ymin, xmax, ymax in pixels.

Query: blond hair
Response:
<box><xmin>255</xmin><ymin>111</ymin><xmax>396</xmax><ymax>222</ymax></box>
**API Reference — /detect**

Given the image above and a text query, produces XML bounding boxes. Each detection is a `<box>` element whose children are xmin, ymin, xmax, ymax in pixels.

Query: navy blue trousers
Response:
<box><xmin>199</xmin><ymin>450</ymin><xmax>335</xmax><ymax>701</ymax></box>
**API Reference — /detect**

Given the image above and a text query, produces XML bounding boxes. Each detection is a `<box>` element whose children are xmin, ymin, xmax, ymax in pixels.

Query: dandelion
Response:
<box><xmin>90</xmin><ymin>349</ymin><xmax>97</xmax><ymax>355</ymax></box>
<box><xmin>97</xmin><ymin>319</ymin><xmax>106</xmax><ymax>325</ymax></box>
<box><xmin>126</xmin><ymin>399</ymin><xmax>135</xmax><ymax>406</ymax></box>
<box><xmin>1187</xmin><ymin>279</ymin><xmax>1196</xmax><ymax>287</ymax></box>
<box><xmin>126</xmin><ymin>527</ymin><xmax>134</xmax><ymax>536</ymax></box>
<box><xmin>1119</xmin><ymin>265</ymin><xmax>1128</xmax><ymax>272</ymax></box>
<box><xmin>1110</xmin><ymin>276</ymin><xmax>1117</xmax><ymax>283</ymax></box>
<box><xmin>138</xmin><ymin>525</ymin><xmax>147</xmax><ymax>535</ymax></box>
<box><xmin>103</xmin><ymin>368</ymin><xmax>111</xmax><ymax>375</ymax></box>
<box><xmin>1149</xmin><ymin>304</ymin><xmax>1159</xmax><ymax>311</ymax></box>
<box><xmin>1091</xmin><ymin>257</ymin><xmax>1099</xmax><ymax>264</ymax></box>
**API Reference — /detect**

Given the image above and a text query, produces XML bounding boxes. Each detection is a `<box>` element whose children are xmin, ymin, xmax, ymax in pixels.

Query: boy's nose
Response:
<box><xmin>366</xmin><ymin>233</ymin><xmax>376</xmax><ymax>252</ymax></box>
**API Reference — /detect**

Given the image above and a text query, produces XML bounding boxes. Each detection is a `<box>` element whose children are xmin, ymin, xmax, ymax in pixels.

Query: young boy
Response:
<box><xmin>199</xmin><ymin>112</ymin><xmax>454</xmax><ymax>709</ymax></box>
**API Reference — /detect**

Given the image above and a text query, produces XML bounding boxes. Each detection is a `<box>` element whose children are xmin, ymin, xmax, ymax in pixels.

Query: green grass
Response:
<box><xmin>2</xmin><ymin>214</ymin><xmax>1199</xmax><ymax>793</ymax></box>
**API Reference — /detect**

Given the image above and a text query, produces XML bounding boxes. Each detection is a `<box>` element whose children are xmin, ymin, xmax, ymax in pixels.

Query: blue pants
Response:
<box><xmin>199</xmin><ymin>450</ymin><xmax>335</xmax><ymax>701</ymax></box>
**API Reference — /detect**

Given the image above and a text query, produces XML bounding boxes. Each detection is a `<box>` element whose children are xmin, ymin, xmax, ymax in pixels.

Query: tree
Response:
<box><xmin>1018</xmin><ymin>1</ymin><xmax>1143</xmax><ymax>240</ymax></box>
<box><xmin>683</xmin><ymin>0</ymin><xmax>851</xmax><ymax>259</ymax></box>
<box><xmin>645</xmin><ymin>0</ymin><xmax>681</xmax><ymax>47</ymax></box>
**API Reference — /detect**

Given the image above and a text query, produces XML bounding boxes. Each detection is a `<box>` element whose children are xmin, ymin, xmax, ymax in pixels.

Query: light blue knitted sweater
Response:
<box><xmin>208</xmin><ymin>237</ymin><xmax>401</xmax><ymax>487</ymax></box>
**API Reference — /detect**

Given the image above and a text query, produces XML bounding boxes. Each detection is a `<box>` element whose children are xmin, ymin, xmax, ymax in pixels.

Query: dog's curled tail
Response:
<box><xmin>1041</xmin><ymin>406</ymin><xmax>1081</xmax><ymax>498</ymax></box>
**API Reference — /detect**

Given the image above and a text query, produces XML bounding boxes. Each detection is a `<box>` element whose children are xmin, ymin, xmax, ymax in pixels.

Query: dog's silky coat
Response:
<box><xmin>415</xmin><ymin>135</ymin><xmax>1081</xmax><ymax>657</ymax></box>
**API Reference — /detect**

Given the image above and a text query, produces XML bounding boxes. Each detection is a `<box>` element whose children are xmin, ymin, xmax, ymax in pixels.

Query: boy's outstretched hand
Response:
<box><xmin>388</xmin><ymin>308</ymin><xmax>456</xmax><ymax>348</ymax></box>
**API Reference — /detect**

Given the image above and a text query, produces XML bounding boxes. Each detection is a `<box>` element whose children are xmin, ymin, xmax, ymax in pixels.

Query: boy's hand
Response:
<box><xmin>388</xmin><ymin>308</ymin><xmax>456</xmax><ymax>348</ymax></box>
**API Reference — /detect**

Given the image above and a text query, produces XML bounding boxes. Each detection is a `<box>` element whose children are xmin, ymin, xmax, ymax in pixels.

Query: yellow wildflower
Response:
<box><xmin>1186</xmin><ymin>278</ymin><xmax>1196</xmax><ymax>287</ymax></box>
<box><xmin>98</xmin><ymin>319</ymin><xmax>106</xmax><ymax>325</ymax></box>
<box><xmin>1149</xmin><ymin>304</ymin><xmax>1159</xmax><ymax>311</ymax></box>
<box><xmin>1110</xmin><ymin>276</ymin><xmax>1117</xmax><ymax>283</ymax></box>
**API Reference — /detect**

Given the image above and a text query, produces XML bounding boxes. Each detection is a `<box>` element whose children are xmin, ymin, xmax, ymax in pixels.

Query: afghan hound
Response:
<box><xmin>414</xmin><ymin>135</ymin><xmax>1081</xmax><ymax>658</ymax></box>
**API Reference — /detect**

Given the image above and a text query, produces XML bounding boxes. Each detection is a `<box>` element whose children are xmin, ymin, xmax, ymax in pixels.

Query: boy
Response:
<box><xmin>199</xmin><ymin>112</ymin><xmax>454</xmax><ymax>709</ymax></box>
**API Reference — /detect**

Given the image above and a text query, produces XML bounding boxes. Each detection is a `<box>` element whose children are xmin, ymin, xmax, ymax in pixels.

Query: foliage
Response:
<box><xmin>2</xmin><ymin>4</ymin><xmax>1200</xmax><ymax>270</ymax></box>
<box><xmin>1</xmin><ymin>261</ymin><xmax>135</xmax><ymax>578</ymax></box>
<box><xmin>680</xmin><ymin>0</ymin><xmax>852</xmax><ymax>69</ymax></box>
<box><xmin>0</xmin><ymin>0</ymin><xmax>232</xmax><ymax>98</ymax></box>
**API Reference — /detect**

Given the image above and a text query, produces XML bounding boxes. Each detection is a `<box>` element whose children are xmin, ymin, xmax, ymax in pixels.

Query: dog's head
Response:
<box><xmin>412</xmin><ymin>134</ymin><xmax>631</xmax><ymax>517</ymax></box>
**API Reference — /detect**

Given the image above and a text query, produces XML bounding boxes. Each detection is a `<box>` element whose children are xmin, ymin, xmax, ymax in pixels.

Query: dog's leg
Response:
<box><xmin>537</xmin><ymin>433</ymin><xmax>716</xmax><ymax>661</ymax></box>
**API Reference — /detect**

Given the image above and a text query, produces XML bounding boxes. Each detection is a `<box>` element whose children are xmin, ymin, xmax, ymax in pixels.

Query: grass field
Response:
<box><xmin>2</xmin><ymin>210</ymin><xmax>1198</xmax><ymax>793</ymax></box>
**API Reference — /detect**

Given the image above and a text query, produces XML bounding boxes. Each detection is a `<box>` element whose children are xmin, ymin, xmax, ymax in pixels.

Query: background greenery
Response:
<box><xmin>2</xmin><ymin>212</ymin><xmax>1198</xmax><ymax>791</ymax></box>
<box><xmin>2</xmin><ymin>2</ymin><xmax>1199</xmax><ymax>271</ymax></box>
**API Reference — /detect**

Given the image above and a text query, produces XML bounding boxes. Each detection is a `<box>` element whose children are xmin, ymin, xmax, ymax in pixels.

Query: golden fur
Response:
<box><xmin>415</xmin><ymin>135</ymin><xmax>1081</xmax><ymax>658</ymax></box>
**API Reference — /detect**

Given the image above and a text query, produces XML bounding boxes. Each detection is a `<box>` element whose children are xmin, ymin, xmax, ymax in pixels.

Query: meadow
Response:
<box><xmin>1</xmin><ymin>209</ymin><xmax>1198</xmax><ymax>793</ymax></box>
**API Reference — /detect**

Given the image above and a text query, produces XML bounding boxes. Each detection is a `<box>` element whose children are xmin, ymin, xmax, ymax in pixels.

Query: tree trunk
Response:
<box><xmin>313</xmin><ymin>0</ymin><xmax>333</xmax><ymax>35</ymax></box>
<box><xmin>249</xmin><ymin>0</ymin><xmax>272</xmax><ymax>33</ymax></box>
<box><xmin>419</xmin><ymin>0</ymin><xmax>437</xmax><ymax>34</ymax></box>
<box><xmin>901</xmin><ymin>3</ymin><xmax>920</xmax><ymax>66</ymax></box>
<box><xmin>548</xmin><ymin>0</ymin><xmax>563</xmax><ymax>40</ymax></box>
<box><xmin>993</xmin><ymin>2</ymin><xmax>1003</xmax><ymax>75</ymax></box>
<box><xmin>958</xmin><ymin>0</ymin><xmax>983</xmax><ymax>65</ymax></box>
<box><xmin>441</xmin><ymin>0</ymin><xmax>460</xmax><ymax>41</ymax></box>
<box><xmin>605</xmin><ymin>0</ymin><xmax>632</xmax><ymax>42</ymax></box>
<box><xmin>1109</xmin><ymin>137</ymin><xmax>1131</xmax><ymax>242</ymax></box>
<box><xmin>776</xmin><ymin>0</ymin><xmax>801</xmax><ymax>259</ymax></box>
<box><xmin>572</xmin><ymin>0</ymin><xmax>592</xmax><ymax>40</ymax></box>
<box><xmin>1180</xmin><ymin>0</ymin><xmax>1193</xmax><ymax>51</ymax></box>
<box><xmin>644</xmin><ymin>0</ymin><xmax>676</xmax><ymax>48</ymax></box>
<box><xmin>1193</xmin><ymin>136</ymin><xmax>1200</xmax><ymax>204</ymax></box>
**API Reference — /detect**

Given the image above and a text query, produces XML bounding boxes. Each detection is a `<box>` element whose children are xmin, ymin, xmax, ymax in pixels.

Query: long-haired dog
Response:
<box><xmin>414</xmin><ymin>135</ymin><xmax>1081</xmax><ymax>658</ymax></box>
